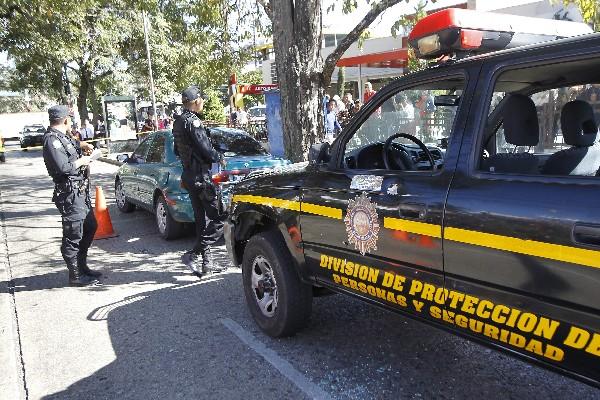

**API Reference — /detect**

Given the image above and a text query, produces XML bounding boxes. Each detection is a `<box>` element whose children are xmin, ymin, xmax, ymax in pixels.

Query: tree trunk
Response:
<box><xmin>271</xmin><ymin>0</ymin><xmax>324</xmax><ymax>162</ymax></box>
<box><xmin>77</xmin><ymin>63</ymin><xmax>91</xmax><ymax>125</ymax></box>
<box><xmin>337</xmin><ymin>67</ymin><xmax>346</xmax><ymax>98</ymax></box>
<box><xmin>88</xmin><ymin>80</ymin><xmax>102</xmax><ymax>127</ymax></box>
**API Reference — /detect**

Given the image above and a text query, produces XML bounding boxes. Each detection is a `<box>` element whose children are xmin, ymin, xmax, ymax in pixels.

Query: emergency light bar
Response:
<box><xmin>408</xmin><ymin>8</ymin><xmax>593</xmax><ymax>59</ymax></box>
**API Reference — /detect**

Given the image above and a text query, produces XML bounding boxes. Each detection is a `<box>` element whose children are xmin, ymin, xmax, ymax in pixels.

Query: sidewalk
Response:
<box><xmin>0</xmin><ymin>196</ymin><xmax>26</xmax><ymax>400</ymax></box>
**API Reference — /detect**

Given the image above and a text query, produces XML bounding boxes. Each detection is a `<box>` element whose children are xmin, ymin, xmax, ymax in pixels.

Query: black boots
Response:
<box><xmin>200</xmin><ymin>248</ymin><xmax>226</xmax><ymax>274</ymax></box>
<box><xmin>77</xmin><ymin>251</ymin><xmax>102</xmax><ymax>277</ymax></box>
<box><xmin>67</xmin><ymin>263</ymin><xmax>99</xmax><ymax>286</ymax></box>
<box><xmin>182</xmin><ymin>248</ymin><xmax>226</xmax><ymax>277</ymax></box>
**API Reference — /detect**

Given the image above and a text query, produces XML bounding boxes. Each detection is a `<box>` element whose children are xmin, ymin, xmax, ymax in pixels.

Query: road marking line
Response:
<box><xmin>220</xmin><ymin>318</ymin><xmax>333</xmax><ymax>400</ymax></box>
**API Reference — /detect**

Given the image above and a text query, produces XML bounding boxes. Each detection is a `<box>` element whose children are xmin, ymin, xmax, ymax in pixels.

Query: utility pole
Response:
<box><xmin>142</xmin><ymin>10</ymin><xmax>158</xmax><ymax>126</ymax></box>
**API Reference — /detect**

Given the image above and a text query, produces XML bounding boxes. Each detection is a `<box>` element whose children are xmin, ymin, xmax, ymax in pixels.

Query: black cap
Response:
<box><xmin>48</xmin><ymin>105</ymin><xmax>70</xmax><ymax>122</ymax></box>
<box><xmin>181</xmin><ymin>85</ymin><xmax>205</xmax><ymax>103</ymax></box>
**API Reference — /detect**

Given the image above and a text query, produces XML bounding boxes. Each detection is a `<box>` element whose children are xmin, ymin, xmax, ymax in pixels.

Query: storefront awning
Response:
<box><xmin>336</xmin><ymin>48</ymin><xmax>409</xmax><ymax>68</ymax></box>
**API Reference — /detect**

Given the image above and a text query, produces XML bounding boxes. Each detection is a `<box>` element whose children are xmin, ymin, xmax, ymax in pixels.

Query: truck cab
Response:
<box><xmin>225</xmin><ymin>9</ymin><xmax>600</xmax><ymax>387</ymax></box>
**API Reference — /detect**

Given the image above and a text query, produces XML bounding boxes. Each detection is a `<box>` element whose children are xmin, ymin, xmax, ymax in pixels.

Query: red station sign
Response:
<box><xmin>237</xmin><ymin>84</ymin><xmax>279</xmax><ymax>95</ymax></box>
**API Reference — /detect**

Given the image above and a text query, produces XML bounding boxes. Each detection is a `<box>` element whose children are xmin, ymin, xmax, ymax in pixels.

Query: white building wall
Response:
<box><xmin>261</xmin><ymin>0</ymin><xmax>588</xmax><ymax>85</ymax></box>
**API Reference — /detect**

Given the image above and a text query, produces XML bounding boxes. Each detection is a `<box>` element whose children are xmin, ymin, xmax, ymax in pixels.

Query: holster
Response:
<box><xmin>190</xmin><ymin>157</ymin><xmax>212</xmax><ymax>189</ymax></box>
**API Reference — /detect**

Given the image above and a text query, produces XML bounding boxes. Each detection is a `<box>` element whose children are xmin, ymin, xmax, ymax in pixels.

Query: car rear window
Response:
<box><xmin>211</xmin><ymin>132</ymin><xmax>267</xmax><ymax>156</ymax></box>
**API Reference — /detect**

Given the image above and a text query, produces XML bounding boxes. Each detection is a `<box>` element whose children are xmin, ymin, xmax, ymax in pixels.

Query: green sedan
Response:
<box><xmin>114</xmin><ymin>128</ymin><xmax>289</xmax><ymax>239</ymax></box>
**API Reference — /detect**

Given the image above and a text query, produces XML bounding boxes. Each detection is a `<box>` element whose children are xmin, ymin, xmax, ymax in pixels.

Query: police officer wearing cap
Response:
<box><xmin>43</xmin><ymin>105</ymin><xmax>101</xmax><ymax>286</ymax></box>
<box><xmin>173</xmin><ymin>86</ymin><xmax>227</xmax><ymax>276</ymax></box>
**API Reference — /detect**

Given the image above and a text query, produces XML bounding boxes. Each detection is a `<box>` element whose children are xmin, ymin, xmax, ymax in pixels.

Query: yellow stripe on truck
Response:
<box><xmin>384</xmin><ymin>217</ymin><xmax>442</xmax><ymax>238</ymax></box>
<box><xmin>300</xmin><ymin>202</ymin><xmax>343</xmax><ymax>219</ymax></box>
<box><xmin>445</xmin><ymin>227</ymin><xmax>600</xmax><ymax>269</ymax></box>
<box><xmin>232</xmin><ymin>194</ymin><xmax>300</xmax><ymax>211</ymax></box>
<box><xmin>233</xmin><ymin>194</ymin><xmax>600</xmax><ymax>269</ymax></box>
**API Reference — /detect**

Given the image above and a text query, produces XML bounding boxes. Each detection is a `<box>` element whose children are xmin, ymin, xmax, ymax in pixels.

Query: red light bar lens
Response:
<box><xmin>460</xmin><ymin>29</ymin><xmax>483</xmax><ymax>49</ymax></box>
<box><xmin>409</xmin><ymin>7</ymin><xmax>592</xmax><ymax>60</ymax></box>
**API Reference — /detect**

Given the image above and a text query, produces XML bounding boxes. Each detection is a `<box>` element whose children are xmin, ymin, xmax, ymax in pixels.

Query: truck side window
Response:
<box><xmin>480</xmin><ymin>60</ymin><xmax>600</xmax><ymax>177</ymax></box>
<box><xmin>342</xmin><ymin>78</ymin><xmax>464</xmax><ymax>171</ymax></box>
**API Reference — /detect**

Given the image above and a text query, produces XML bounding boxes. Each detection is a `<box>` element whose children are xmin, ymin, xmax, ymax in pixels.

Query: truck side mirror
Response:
<box><xmin>308</xmin><ymin>142</ymin><xmax>331</xmax><ymax>164</ymax></box>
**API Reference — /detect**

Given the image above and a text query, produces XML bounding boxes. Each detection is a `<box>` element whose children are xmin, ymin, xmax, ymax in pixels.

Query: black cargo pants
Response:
<box><xmin>183</xmin><ymin>171</ymin><xmax>225</xmax><ymax>254</ymax></box>
<box><xmin>54</xmin><ymin>185</ymin><xmax>98</xmax><ymax>266</ymax></box>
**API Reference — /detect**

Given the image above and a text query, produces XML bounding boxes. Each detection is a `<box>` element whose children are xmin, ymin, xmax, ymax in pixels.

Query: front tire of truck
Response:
<box><xmin>242</xmin><ymin>230</ymin><xmax>312</xmax><ymax>337</ymax></box>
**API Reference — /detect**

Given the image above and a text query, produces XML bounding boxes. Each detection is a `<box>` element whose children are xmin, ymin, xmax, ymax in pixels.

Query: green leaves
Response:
<box><xmin>0</xmin><ymin>0</ymin><xmax>252</xmax><ymax>120</ymax></box>
<box><xmin>561</xmin><ymin>0</ymin><xmax>599</xmax><ymax>31</ymax></box>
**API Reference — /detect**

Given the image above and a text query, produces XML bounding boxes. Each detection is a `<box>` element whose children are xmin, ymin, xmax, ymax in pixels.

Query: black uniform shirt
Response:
<box><xmin>174</xmin><ymin>110</ymin><xmax>221</xmax><ymax>165</ymax></box>
<box><xmin>43</xmin><ymin>127</ymin><xmax>83</xmax><ymax>183</ymax></box>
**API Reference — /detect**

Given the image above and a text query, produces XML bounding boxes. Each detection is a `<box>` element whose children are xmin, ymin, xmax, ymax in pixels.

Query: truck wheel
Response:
<box><xmin>242</xmin><ymin>230</ymin><xmax>312</xmax><ymax>337</ymax></box>
<box><xmin>155</xmin><ymin>195</ymin><xmax>184</xmax><ymax>240</ymax></box>
<box><xmin>114</xmin><ymin>180</ymin><xmax>135</xmax><ymax>213</ymax></box>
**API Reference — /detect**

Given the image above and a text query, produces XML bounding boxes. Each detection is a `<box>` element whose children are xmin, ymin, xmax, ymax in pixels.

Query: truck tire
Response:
<box><xmin>242</xmin><ymin>230</ymin><xmax>312</xmax><ymax>337</ymax></box>
<box><xmin>155</xmin><ymin>195</ymin><xmax>184</xmax><ymax>240</ymax></box>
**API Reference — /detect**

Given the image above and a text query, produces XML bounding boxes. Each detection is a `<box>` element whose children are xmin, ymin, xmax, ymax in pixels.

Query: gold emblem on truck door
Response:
<box><xmin>344</xmin><ymin>192</ymin><xmax>380</xmax><ymax>255</ymax></box>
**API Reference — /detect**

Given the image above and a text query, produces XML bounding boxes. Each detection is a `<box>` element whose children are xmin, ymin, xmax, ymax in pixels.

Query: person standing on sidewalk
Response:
<box><xmin>42</xmin><ymin>105</ymin><xmax>102</xmax><ymax>286</ymax></box>
<box><xmin>173</xmin><ymin>86</ymin><xmax>227</xmax><ymax>277</ymax></box>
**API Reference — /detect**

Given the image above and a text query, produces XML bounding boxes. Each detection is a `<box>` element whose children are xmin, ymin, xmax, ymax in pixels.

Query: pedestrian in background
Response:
<box><xmin>142</xmin><ymin>116</ymin><xmax>155</xmax><ymax>132</ymax></box>
<box><xmin>80</xmin><ymin>119</ymin><xmax>94</xmax><ymax>141</ymax></box>
<box><xmin>325</xmin><ymin>99</ymin><xmax>342</xmax><ymax>143</ymax></box>
<box><xmin>42</xmin><ymin>105</ymin><xmax>101</xmax><ymax>286</ymax></box>
<box><xmin>173</xmin><ymin>85</ymin><xmax>227</xmax><ymax>277</ymax></box>
<box><xmin>363</xmin><ymin>82</ymin><xmax>376</xmax><ymax>104</ymax></box>
<box><xmin>0</xmin><ymin>132</ymin><xmax>5</xmax><ymax>163</ymax></box>
<box><xmin>237</xmin><ymin>107</ymin><xmax>248</xmax><ymax>128</ymax></box>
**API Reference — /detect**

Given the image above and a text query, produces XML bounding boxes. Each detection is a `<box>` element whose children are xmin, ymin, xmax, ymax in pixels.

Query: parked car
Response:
<box><xmin>114</xmin><ymin>127</ymin><xmax>289</xmax><ymax>239</ymax></box>
<box><xmin>225</xmin><ymin>8</ymin><xmax>600</xmax><ymax>388</ymax></box>
<box><xmin>19</xmin><ymin>124</ymin><xmax>46</xmax><ymax>150</ymax></box>
<box><xmin>247</xmin><ymin>105</ymin><xmax>266</xmax><ymax>123</ymax></box>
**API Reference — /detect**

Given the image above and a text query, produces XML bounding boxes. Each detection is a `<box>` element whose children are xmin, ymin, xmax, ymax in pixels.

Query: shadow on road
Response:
<box><xmin>35</xmin><ymin>268</ymin><xmax>595</xmax><ymax>400</ymax></box>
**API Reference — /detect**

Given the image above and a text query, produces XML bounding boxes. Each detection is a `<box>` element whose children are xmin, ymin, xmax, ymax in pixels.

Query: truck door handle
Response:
<box><xmin>573</xmin><ymin>223</ymin><xmax>600</xmax><ymax>247</ymax></box>
<box><xmin>399</xmin><ymin>203</ymin><xmax>427</xmax><ymax>219</ymax></box>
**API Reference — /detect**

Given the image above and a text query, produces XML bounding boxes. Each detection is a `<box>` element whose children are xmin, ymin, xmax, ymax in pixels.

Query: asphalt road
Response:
<box><xmin>0</xmin><ymin>144</ymin><xmax>598</xmax><ymax>400</ymax></box>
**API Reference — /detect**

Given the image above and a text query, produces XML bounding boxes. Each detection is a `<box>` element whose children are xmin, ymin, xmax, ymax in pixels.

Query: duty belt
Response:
<box><xmin>54</xmin><ymin>177</ymin><xmax>89</xmax><ymax>193</ymax></box>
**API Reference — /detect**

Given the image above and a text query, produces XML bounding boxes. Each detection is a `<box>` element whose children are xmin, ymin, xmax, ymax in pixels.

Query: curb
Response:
<box><xmin>0</xmin><ymin>189</ymin><xmax>27</xmax><ymax>399</ymax></box>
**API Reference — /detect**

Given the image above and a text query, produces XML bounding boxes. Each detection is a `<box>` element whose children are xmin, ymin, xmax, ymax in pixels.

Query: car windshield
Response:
<box><xmin>211</xmin><ymin>130</ymin><xmax>267</xmax><ymax>156</ymax></box>
<box><xmin>25</xmin><ymin>126</ymin><xmax>44</xmax><ymax>132</ymax></box>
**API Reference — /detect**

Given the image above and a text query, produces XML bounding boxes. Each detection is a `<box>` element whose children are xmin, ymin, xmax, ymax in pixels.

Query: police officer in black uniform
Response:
<box><xmin>43</xmin><ymin>105</ymin><xmax>102</xmax><ymax>286</ymax></box>
<box><xmin>173</xmin><ymin>86</ymin><xmax>227</xmax><ymax>276</ymax></box>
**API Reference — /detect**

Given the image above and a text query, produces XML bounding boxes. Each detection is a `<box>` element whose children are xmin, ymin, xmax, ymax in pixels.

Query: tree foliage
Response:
<box><xmin>202</xmin><ymin>88</ymin><xmax>226</xmax><ymax>123</ymax></box>
<box><xmin>392</xmin><ymin>0</ymin><xmax>428</xmax><ymax>72</ymax></box>
<box><xmin>257</xmin><ymin>0</ymin><xmax>434</xmax><ymax>161</ymax></box>
<box><xmin>561</xmin><ymin>0</ymin><xmax>600</xmax><ymax>30</ymax></box>
<box><xmin>238</xmin><ymin>69</ymin><xmax>264</xmax><ymax>108</ymax></box>
<box><xmin>0</xmin><ymin>0</ymin><xmax>250</xmax><ymax>124</ymax></box>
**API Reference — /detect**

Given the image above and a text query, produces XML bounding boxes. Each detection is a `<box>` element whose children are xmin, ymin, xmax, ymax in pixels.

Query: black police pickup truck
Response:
<box><xmin>225</xmin><ymin>8</ymin><xmax>600</xmax><ymax>387</ymax></box>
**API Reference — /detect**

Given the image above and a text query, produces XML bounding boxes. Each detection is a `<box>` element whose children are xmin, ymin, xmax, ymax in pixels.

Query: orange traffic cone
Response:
<box><xmin>94</xmin><ymin>186</ymin><xmax>118</xmax><ymax>239</ymax></box>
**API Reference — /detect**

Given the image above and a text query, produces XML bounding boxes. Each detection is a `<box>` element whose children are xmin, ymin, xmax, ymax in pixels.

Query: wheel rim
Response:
<box><xmin>115</xmin><ymin>181</ymin><xmax>126</xmax><ymax>208</ymax></box>
<box><xmin>156</xmin><ymin>201</ymin><xmax>167</xmax><ymax>234</ymax></box>
<box><xmin>250</xmin><ymin>255</ymin><xmax>278</xmax><ymax>317</ymax></box>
